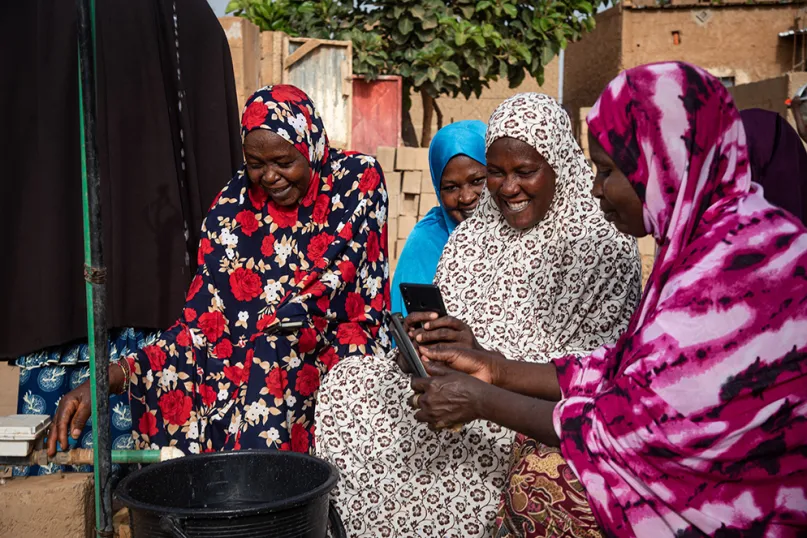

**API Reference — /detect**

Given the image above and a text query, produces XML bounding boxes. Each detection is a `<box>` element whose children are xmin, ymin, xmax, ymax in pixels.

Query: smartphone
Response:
<box><xmin>387</xmin><ymin>312</ymin><xmax>429</xmax><ymax>378</ymax></box>
<box><xmin>399</xmin><ymin>283</ymin><xmax>448</xmax><ymax>317</ymax></box>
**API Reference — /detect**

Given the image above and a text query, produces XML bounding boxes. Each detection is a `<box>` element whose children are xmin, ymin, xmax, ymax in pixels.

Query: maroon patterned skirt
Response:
<box><xmin>494</xmin><ymin>434</ymin><xmax>602</xmax><ymax>538</ymax></box>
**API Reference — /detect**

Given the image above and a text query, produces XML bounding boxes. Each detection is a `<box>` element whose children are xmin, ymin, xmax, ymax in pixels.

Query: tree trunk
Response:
<box><xmin>421</xmin><ymin>90</ymin><xmax>435</xmax><ymax>148</ymax></box>
<box><xmin>401</xmin><ymin>81</ymin><xmax>419</xmax><ymax>147</ymax></box>
<box><xmin>401</xmin><ymin>108</ymin><xmax>419</xmax><ymax>147</ymax></box>
<box><xmin>434</xmin><ymin>99</ymin><xmax>444</xmax><ymax>132</ymax></box>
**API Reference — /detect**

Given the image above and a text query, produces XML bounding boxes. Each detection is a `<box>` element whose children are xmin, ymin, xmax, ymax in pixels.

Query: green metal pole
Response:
<box><xmin>77</xmin><ymin>0</ymin><xmax>114</xmax><ymax>535</ymax></box>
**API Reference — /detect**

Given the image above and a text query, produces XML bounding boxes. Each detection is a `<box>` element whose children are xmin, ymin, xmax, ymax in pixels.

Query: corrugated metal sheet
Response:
<box><xmin>285</xmin><ymin>40</ymin><xmax>352</xmax><ymax>149</ymax></box>
<box><xmin>780</xmin><ymin>28</ymin><xmax>807</xmax><ymax>37</ymax></box>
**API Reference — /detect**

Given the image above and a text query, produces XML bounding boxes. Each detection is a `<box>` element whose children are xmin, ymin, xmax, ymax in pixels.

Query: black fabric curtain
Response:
<box><xmin>0</xmin><ymin>0</ymin><xmax>243</xmax><ymax>358</ymax></box>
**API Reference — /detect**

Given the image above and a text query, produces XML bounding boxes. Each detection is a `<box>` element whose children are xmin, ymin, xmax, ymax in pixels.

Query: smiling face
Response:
<box><xmin>244</xmin><ymin>129</ymin><xmax>311</xmax><ymax>206</ymax></box>
<box><xmin>485</xmin><ymin>136</ymin><xmax>556</xmax><ymax>230</ymax></box>
<box><xmin>588</xmin><ymin>133</ymin><xmax>647</xmax><ymax>237</ymax></box>
<box><xmin>439</xmin><ymin>155</ymin><xmax>487</xmax><ymax>224</ymax></box>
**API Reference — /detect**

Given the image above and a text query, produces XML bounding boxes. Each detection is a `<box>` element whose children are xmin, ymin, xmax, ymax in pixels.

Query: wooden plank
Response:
<box><xmin>284</xmin><ymin>39</ymin><xmax>323</xmax><ymax>69</ymax></box>
<box><xmin>343</xmin><ymin>41</ymin><xmax>353</xmax><ymax>149</ymax></box>
<box><xmin>289</xmin><ymin>37</ymin><xmax>352</xmax><ymax>47</ymax></box>
<box><xmin>260</xmin><ymin>31</ymin><xmax>288</xmax><ymax>86</ymax></box>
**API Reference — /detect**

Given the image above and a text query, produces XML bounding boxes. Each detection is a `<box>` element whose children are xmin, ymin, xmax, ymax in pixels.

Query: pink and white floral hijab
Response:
<box><xmin>554</xmin><ymin>62</ymin><xmax>807</xmax><ymax>537</ymax></box>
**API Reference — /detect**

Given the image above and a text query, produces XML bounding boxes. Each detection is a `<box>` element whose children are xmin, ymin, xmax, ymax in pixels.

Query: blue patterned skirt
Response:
<box><xmin>13</xmin><ymin>328</ymin><xmax>159</xmax><ymax>476</ymax></box>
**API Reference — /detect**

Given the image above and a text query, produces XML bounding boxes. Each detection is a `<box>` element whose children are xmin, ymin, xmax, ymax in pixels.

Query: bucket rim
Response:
<box><xmin>115</xmin><ymin>449</ymin><xmax>339</xmax><ymax>518</ymax></box>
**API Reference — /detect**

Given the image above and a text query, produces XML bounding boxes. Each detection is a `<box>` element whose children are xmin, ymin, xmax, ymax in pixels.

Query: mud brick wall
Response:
<box><xmin>375</xmin><ymin>147</ymin><xmax>436</xmax><ymax>277</ymax></box>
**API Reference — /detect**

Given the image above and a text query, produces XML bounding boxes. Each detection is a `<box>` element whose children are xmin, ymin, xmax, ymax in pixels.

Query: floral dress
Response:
<box><xmin>315</xmin><ymin>93</ymin><xmax>641</xmax><ymax>538</ymax></box>
<box><xmin>128</xmin><ymin>85</ymin><xmax>391</xmax><ymax>454</ymax></box>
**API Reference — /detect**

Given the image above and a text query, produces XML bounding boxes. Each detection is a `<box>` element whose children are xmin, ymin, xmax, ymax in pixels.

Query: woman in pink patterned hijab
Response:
<box><xmin>411</xmin><ymin>62</ymin><xmax>807</xmax><ymax>537</ymax></box>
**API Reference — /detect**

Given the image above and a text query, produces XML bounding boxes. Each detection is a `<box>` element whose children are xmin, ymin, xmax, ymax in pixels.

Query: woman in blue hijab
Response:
<box><xmin>391</xmin><ymin>121</ymin><xmax>487</xmax><ymax>314</ymax></box>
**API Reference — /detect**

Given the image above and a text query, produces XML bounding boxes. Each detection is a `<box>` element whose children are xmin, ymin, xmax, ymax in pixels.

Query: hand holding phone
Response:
<box><xmin>388</xmin><ymin>312</ymin><xmax>429</xmax><ymax>378</ymax></box>
<box><xmin>399</xmin><ymin>283</ymin><xmax>448</xmax><ymax>318</ymax></box>
<box><xmin>400</xmin><ymin>283</ymin><xmax>468</xmax><ymax>346</ymax></box>
<box><xmin>398</xmin><ymin>284</ymin><xmax>481</xmax><ymax>350</ymax></box>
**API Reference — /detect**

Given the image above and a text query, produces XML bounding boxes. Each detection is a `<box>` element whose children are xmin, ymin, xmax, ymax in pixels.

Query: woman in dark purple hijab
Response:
<box><xmin>741</xmin><ymin>108</ymin><xmax>807</xmax><ymax>225</ymax></box>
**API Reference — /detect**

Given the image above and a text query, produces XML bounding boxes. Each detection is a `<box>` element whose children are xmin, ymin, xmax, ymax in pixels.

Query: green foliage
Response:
<box><xmin>227</xmin><ymin>0</ymin><xmax>607</xmax><ymax>98</ymax></box>
<box><xmin>226</xmin><ymin>0</ymin><xmax>389</xmax><ymax>77</ymax></box>
<box><xmin>225</xmin><ymin>0</ymin><xmax>300</xmax><ymax>34</ymax></box>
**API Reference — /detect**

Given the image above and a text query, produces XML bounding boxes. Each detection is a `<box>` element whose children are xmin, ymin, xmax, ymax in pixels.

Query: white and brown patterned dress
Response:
<box><xmin>315</xmin><ymin>94</ymin><xmax>642</xmax><ymax>537</ymax></box>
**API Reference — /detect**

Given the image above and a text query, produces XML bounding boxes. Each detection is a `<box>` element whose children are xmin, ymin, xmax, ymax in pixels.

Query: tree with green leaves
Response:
<box><xmin>227</xmin><ymin>0</ymin><xmax>602</xmax><ymax>147</ymax></box>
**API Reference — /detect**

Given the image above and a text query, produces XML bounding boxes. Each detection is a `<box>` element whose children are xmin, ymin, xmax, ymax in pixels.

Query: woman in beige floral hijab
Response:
<box><xmin>315</xmin><ymin>94</ymin><xmax>641</xmax><ymax>537</ymax></box>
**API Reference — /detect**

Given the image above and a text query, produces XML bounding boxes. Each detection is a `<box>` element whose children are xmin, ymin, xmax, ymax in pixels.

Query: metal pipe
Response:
<box><xmin>111</xmin><ymin>450</ymin><xmax>163</xmax><ymax>464</ymax></box>
<box><xmin>76</xmin><ymin>0</ymin><xmax>113</xmax><ymax>535</ymax></box>
<box><xmin>1</xmin><ymin>448</ymin><xmax>183</xmax><ymax>468</ymax></box>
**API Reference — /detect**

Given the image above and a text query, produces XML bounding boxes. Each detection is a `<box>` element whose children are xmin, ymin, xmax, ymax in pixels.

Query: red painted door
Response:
<box><xmin>351</xmin><ymin>76</ymin><xmax>402</xmax><ymax>155</ymax></box>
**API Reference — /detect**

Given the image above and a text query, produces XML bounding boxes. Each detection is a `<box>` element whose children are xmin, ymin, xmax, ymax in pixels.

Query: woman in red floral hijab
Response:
<box><xmin>49</xmin><ymin>86</ymin><xmax>391</xmax><ymax>455</ymax></box>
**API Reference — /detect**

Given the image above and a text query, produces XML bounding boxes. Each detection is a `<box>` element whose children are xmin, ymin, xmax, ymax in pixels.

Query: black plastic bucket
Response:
<box><xmin>115</xmin><ymin>450</ymin><xmax>345</xmax><ymax>538</ymax></box>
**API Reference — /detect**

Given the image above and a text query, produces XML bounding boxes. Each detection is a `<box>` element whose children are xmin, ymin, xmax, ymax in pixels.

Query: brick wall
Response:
<box><xmin>569</xmin><ymin>3</ymin><xmax>806</xmax><ymax>289</ymax></box>
<box><xmin>564</xmin><ymin>7</ymin><xmax>625</xmax><ymax>134</ymax></box>
<box><xmin>219</xmin><ymin>15</ymin><xmax>561</xmax><ymax>147</ymax></box>
<box><xmin>375</xmin><ymin>147</ymin><xmax>436</xmax><ymax>276</ymax></box>
<box><xmin>0</xmin><ymin>474</ymin><xmax>95</xmax><ymax>538</ymax></box>
<box><xmin>565</xmin><ymin>3</ymin><xmax>803</xmax><ymax>128</ymax></box>
<box><xmin>730</xmin><ymin>75</ymin><xmax>791</xmax><ymax>118</ymax></box>
<box><xmin>730</xmin><ymin>71</ymin><xmax>807</xmax><ymax>133</ymax></box>
<box><xmin>408</xmin><ymin>59</ymin><xmax>560</xmax><ymax>146</ymax></box>
<box><xmin>621</xmin><ymin>5</ymin><xmax>797</xmax><ymax>83</ymax></box>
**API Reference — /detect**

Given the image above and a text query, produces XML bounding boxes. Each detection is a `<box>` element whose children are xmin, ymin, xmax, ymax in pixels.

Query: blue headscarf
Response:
<box><xmin>391</xmin><ymin>120</ymin><xmax>487</xmax><ymax>315</ymax></box>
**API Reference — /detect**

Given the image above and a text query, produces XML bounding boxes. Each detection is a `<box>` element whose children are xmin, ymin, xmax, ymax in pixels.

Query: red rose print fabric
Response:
<box><xmin>128</xmin><ymin>85</ymin><xmax>390</xmax><ymax>455</ymax></box>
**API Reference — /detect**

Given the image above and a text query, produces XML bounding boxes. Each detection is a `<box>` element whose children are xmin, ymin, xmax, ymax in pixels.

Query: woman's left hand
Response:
<box><xmin>407</xmin><ymin>313</ymin><xmax>482</xmax><ymax>351</ymax></box>
<box><xmin>409</xmin><ymin>362</ymin><xmax>489</xmax><ymax>430</ymax></box>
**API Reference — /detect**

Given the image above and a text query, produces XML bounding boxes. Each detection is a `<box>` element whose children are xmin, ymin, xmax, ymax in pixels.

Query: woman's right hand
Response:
<box><xmin>46</xmin><ymin>362</ymin><xmax>126</xmax><ymax>457</ymax></box>
<box><xmin>47</xmin><ymin>381</ymin><xmax>93</xmax><ymax>457</ymax></box>
<box><xmin>418</xmin><ymin>345</ymin><xmax>504</xmax><ymax>385</ymax></box>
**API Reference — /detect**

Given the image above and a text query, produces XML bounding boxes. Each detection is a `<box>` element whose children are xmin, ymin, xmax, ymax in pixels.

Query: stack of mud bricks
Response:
<box><xmin>375</xmin><ymin>147</ymin><xmax>436</xmax><ymax>276</ymax></box>
<box><xmin>637</xmin><ymin>236</ymin><xmax>655</xmax><ymax>289</ymax></box>
<box><xmin>0</xmin><ymin>473</ymin><xmax>96</xmax><ymax>538</ymax></box>
<box><xmin>578</xmin><ymin>107</ymin><xmax>592</xmax><ymax>161</ymax></box>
